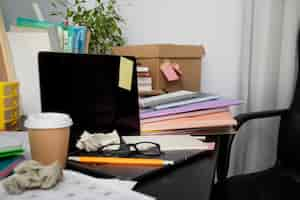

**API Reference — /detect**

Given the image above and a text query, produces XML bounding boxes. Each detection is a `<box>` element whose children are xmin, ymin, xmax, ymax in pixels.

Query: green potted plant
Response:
<box><xmin>50</xmin><ymin>0</ymin><xmax>126</xmax><ymax>54</ymax></box>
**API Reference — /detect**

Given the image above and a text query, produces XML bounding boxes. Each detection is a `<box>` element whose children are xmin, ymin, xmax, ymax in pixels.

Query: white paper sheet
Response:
<box><xmin>7</xmin><ymin>32</ymin><xmax>51</xmax><ymax>115</ymax></box>
<box><xmin>0</xmin><ymin>170</ymin><xmax>154</xmax><ymax>200</ymax></box>
<box><xmin>123</xmin><ymin>135</ymin><xmax>212</xmax><ymax>151</ymax></box>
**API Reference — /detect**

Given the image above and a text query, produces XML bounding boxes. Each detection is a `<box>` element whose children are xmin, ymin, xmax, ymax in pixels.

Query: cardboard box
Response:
<box><xmin>112</xmin><ymin>44</ymin><xmax>205</xmax><ymax>92</ymax></box>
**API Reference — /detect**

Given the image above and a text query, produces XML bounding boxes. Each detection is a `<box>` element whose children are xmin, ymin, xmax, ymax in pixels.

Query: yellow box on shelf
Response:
<box><xmin>0</xmin><ymin>95</ymin><xmax>18</xmax><ymax>109</ymax></box>
<box><xmin>0</xmin><ymin>82</ymin><xmax>19</xmax><ymax>131</ymax></box>
<box><xmin>0</xmin><ymin>107</ymin><xmax>19</xmax><ymax>122</ymax></box>
<box><xmin>0</xmin><ymin>81</ymin><xmax>19</xmax><ymax>97</ymax></box>
<box><xmin>0</xmin><ymin>119</ymin><xmax>18</xmax><ymax>131</ymax></box>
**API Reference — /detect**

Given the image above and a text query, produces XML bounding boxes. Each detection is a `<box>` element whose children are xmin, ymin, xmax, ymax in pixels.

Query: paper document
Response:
<box><xmin>119</xmin><ymin>57</ymin><xmax>133</xmax><ymax>91</ymax></box>
<box><xmin>7</xmin><ymin>32</ymin><xmax>51</xmax><ymax>115</ymax></box>
<box><xmin>0</xmin><ymin>170</ymin><xmax>155</xmax><ymax>200</ymax></box>
<box><xmin>122</xmin><ymin>135</ymin><xmax>214</xmax><ymax>151</ymax></box>
<box><xmin>140</xmin><ymin>99</ymin><xmax>241</xmax><ymax>119</ymax></box>
<box><xmin>154</xmin><ymin>93</ymin><xmax>219</xmax><ymax>110</ymax></box>
<box><xmin>140</xmin><ymin>90</ymin><xmax>194</xmax><ymax>108</ymax></box>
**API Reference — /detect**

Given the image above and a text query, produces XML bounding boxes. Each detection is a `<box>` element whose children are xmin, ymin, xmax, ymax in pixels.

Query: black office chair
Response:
<box><xmin>211</xmin><ymin>31</ymin><xmax>300</xmax><ymax>200</ymax></box>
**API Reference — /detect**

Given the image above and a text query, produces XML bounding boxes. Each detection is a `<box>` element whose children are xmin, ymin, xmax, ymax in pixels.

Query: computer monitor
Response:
<box><xmin>38</xmin><ymin>52</ymin><xmax>140</xmax><ymax>151</ymax></box>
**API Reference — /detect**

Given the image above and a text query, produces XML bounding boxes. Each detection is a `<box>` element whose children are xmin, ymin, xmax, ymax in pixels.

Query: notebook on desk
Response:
<box><xmin>67</xmin><ymin>149</ymin><xmax>213</xmax><ymax>181</ymax></box>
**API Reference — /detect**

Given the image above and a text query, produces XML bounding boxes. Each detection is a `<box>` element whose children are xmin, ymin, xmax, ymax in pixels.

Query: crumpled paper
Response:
<box><xmin>76</xmin><ymin>130</ymin><xmax>120</xmax><ymax>152</ymax></box>
<box><xmin>2</xmin><ymin>160</ymin><xmax>63</xmax><ymax>194</ymax></box>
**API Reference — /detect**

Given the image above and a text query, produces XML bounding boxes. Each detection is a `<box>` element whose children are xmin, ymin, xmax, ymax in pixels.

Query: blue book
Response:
<box><xmin>72</xmin><ymin>26</ymin><xmax>87</xmax><ymax>53</ymax></box>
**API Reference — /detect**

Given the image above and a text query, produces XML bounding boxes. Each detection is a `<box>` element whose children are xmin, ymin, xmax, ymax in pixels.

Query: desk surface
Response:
<box><xmin>134</xmin><ymin>149</ymin><xmax>218</xmax><ymax>200</ymax></box>
<box><xmin>67</xmin><ymin>146</ymin><xmax>218</xmax><ymax>200</ymax></box>
<box><xmin>67</xmin><ymin>149</ymin><xmax>212</xmax><ymax>180</ymax></box>
<box><xmin>1</xmin><ymin>132</ymin><xmax>218</xmax><ymax>200</ymax></box>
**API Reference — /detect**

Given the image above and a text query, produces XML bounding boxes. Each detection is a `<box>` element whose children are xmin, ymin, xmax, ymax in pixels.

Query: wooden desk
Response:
<box><xmin>134</xmin><ymin>150</ymin><xmax>218</xmax><ymax>200</ymax></box>
<box><xmin>67</xmin><ymin>143</ymin><xmax>220</xmax><ymax>200</ymax></box>
<box><xmin>1</xmin><ymin>132</ymin><xmax>219</xmax><ymax>200</ymax></box>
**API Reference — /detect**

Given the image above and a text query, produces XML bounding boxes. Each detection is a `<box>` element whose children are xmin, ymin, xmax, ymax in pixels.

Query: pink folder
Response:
<box><xmin>160</xmin><ymin>63</ymin><xmax>180</xmax><ymax>81</ymax></box>
<box><xmin>141</xmin><ymin>111</ymin><xmax>237</xmax><ymax>132</ymax></box>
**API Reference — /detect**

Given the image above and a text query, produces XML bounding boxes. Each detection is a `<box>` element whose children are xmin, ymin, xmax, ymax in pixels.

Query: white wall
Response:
<box><xmin>118</xmin><ymin>0</ymin><xmax>244</xmax><ymax>99</ymax></box>
<box><xmin>0</xmin><ymin>0</ymin><xmax>62</xmax><ymax>30</ymax></box>
<box><xmin>2</xmin><ymin>0</ymin><xmax>245</xmax><ymax>99</ymax></box>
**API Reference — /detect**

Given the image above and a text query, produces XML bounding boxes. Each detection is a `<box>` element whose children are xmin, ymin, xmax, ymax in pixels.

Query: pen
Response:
<box><xmin>68</xmin><ymin>156</ymin><xmax>174</xmax><ymax>166</ymax></box>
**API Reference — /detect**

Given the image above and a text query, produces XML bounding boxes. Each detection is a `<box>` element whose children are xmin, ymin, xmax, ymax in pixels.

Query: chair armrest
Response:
<box><xmin>234</xmin><ymin>109</ymin><xmax>288</xmax><ymax>131</ymax></box>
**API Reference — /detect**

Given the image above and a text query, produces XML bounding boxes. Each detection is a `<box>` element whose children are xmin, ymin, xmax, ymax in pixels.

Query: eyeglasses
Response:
<box><xmin>99</xmin><ymin>142</ymin><xmax>162</xmax><ymax>157</ymax></box>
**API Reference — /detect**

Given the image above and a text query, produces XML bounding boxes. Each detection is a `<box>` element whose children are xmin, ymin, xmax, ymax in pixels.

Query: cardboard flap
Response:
<box><xmin>112</xmin><ymin>44</ymin><xmax>205</xmax><ymax>59</ymax></box>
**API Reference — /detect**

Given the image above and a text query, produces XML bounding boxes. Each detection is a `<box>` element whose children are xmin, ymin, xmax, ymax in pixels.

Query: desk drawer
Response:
<box><xmin>0</xmin><ymin>82</ymin><xmax>19</xmax><ymax>97</ymax></box>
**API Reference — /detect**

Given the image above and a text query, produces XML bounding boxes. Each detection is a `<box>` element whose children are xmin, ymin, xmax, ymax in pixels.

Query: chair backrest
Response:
<box><xmin>277</xmin><ymin>30</ymin><xmax>300</xmax><ymax>170</ymax></box>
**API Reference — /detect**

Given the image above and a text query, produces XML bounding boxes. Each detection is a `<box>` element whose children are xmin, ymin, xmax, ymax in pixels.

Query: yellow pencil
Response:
<box><xmin>68</xmin><ymin>156</ymin><xmax>174</xmax><ymax>166</ymax></box>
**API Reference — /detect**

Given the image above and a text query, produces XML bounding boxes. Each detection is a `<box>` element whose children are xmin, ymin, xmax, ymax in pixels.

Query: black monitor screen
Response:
<box><xmin>38</xmin><ymin>52</ymin><xmax>140</xmax><ymax>151</ymax></box>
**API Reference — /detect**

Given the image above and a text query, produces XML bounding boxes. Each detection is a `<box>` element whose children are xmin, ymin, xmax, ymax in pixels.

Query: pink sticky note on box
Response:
<box><xmin>172</xmin><ymin>63</ymin><xmax>183</xmax><ymax>75</ymax></box>
<box><xmin>160</xmin><ymin>63</ymin><xmax>180</xmax><ymax>81</ymax></box>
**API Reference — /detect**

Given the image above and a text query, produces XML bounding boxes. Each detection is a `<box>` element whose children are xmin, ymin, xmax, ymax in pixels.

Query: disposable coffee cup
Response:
<box><xmin>24</xmin><ymin>113</ymin><xmax>73</xmax><ymax>168</ymax></box>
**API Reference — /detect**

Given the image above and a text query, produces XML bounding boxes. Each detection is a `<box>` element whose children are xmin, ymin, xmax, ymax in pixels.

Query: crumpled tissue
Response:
<box><xmin>76</xmin><ymin>130</ymin><xmax>120</xmax><ymax>152</ymax></box>
<box><xmin>2</xmin><ymin>160</ymin><xmax>63</xmax><ymax>194</ymax></box>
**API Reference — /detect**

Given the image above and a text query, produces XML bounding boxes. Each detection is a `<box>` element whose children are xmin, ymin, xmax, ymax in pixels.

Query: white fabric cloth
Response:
<box><xmin>0</xmin><ymin>170</ymin><xmax>152</xmax><ymax>200</ymax></box>
<box><xmin>229</xmin><ymin>0</ymin><xmax>300</xmax><ymax>176</ymax></box>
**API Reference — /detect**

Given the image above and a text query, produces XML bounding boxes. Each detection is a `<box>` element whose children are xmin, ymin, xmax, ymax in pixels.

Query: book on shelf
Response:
<box><xmin>138</xmin><ymin>85</ymin><xmax>152</xmax><ymax>92</ymax></box>
<box><xmin>137</xmin><ymin>65</ymin><xmax>153</xmax><ymax>93</ymax></box>
<box><xmin>137</xmin><ymin>66</ymin><xmax>150</xmax><ymax>73</ymax></box>
<box><xmin>137</xmin><ymin>72</ymin><xmax>151</xmax><ymax>77</ymax></box>
<box><xmin>14</xmin><ymin>17</ymin><xmax>90</xmax><ymax>54</ymax></box>
<box><xmin>140</xmin><ymin>90</ymin><xmax>195</xmax><ymax>108</ymax></box>
<box><xmin>138</xmin><ymin>77</ymin><xmax>152</xmax><ymax>84</ymax></box>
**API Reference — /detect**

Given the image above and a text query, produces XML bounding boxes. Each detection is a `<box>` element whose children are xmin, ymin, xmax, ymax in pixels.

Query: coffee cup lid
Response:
<box><xmin>24</xmin><ymin>113</ymin><xmax>73</xmax><ymax>129</ymax></box>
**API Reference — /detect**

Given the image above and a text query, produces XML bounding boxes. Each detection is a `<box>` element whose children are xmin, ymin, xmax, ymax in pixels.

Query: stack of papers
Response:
<box><xmin>0</xmin><ymin>170</ymin><xmax>155</xmax><ymax>200</ymax></box>
<box><xmin>123</xmin><ymin>135</ymin><xmax>214</xmax><ymax>151</ymax></box>
<box><xmin>0</xmin><ymin>136</ymin><xmax>24</xmax><ymax>158</ymax></box>
<box><xmin>0</xmin><ymin>157</ymin><xmax>24</xmax><ymax>179</ymax></box>
<box><xmin>140</xmin><ymin>90</ymin><xmax>241</xmax><ymax>135</ymax></box>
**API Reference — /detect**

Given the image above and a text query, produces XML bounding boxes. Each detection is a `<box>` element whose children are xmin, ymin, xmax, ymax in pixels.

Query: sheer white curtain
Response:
<box><xmin>229</xmin><ymin>0</ymin><xmax>300</xmax><ymax>176</ymax></box>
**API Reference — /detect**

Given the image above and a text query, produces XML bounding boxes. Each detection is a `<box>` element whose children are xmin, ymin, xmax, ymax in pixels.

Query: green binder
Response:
<box><xmin>0</xmin><ymin>148</ymin><xmax>24</xmax><ymax>158</ymax></box>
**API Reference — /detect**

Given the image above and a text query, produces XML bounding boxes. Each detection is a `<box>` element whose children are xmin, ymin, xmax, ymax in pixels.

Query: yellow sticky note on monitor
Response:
<box><xmin>119</xmin><ymin>57</ymin><xmax>133</xmax><ymax>91</ymax></box>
